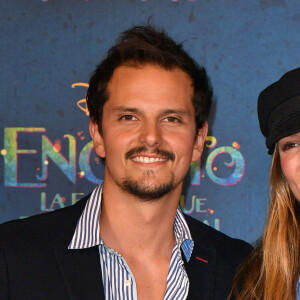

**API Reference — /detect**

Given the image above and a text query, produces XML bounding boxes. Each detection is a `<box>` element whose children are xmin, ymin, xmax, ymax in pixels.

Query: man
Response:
<box><xmin>0</xmin><ymin>25</ymin><xmax>251</xmax><ymax>299</ymax></box>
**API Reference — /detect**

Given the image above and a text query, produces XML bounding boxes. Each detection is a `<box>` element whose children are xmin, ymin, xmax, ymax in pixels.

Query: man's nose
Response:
<box><xmin>139</xmin><ymin>121</ymin><xmax>162</xmax><ymax>147</ymax></box>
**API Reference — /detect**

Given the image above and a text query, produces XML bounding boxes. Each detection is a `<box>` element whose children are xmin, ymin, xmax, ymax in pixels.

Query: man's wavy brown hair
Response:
<box><xmin>86</xmin><ymin>24</ymin><xmax>212</xmax><ymax>134</ymax></box>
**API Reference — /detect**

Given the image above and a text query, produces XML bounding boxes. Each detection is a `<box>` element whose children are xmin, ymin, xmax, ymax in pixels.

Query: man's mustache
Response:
<box><xmin>125</xmin><ymin>146</ymin><xmax>175</xmax><ymax>161</ymax></box>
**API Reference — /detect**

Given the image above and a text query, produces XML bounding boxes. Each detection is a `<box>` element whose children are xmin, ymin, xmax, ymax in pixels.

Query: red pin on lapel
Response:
<box><xmin>196</xmin><ymin>256</ymin><xmax>208</xmax><ymax>263</ymax></box>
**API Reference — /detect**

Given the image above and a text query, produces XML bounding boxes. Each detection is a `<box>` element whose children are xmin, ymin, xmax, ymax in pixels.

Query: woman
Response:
<box><xmin>230</xmin><ymin>67</ymin><xmax>300</xmax><ymax>300</ymax></box>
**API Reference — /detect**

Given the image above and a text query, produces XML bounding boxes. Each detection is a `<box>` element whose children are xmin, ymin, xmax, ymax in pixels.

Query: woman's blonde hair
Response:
<box><xmin>229</xmin><ymin>146</ymin><xmax>300</xmax><ymax>300</ymax></box>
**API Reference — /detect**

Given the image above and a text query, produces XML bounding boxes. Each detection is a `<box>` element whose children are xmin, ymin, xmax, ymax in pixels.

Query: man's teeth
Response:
<box><xmin>132</xmin><ymin>157</ymin><xmax>168</xmax><ymax>163</ymax></box>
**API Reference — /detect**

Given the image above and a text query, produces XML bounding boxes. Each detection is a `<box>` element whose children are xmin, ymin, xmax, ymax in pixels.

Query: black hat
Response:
<box><xmin>257</xmin><ymin>67</ymin><xmax>300</xmax><ymax>154</ymax></box>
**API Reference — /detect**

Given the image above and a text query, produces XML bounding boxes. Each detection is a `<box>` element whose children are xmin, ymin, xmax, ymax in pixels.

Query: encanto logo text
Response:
<box><xmin>1</xmin><ymin>127</ymin><xmax>245</xmax><ymax>188</ymax></box>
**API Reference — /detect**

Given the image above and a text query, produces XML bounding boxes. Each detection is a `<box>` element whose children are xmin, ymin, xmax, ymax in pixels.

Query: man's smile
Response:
<box><xmin>131</xmin><ymin>156</ymin><xmax>169</xmax><ymax>163</ymax></box>
<box><xmin>125</xmin><ymin>146</ymin><xmax>175</xmax><ymax>162</ymax></box>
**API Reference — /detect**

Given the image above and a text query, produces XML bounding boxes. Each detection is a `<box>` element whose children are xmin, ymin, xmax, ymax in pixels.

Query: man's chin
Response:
<box><xmin>121</xmin><ymin>177</ymin><xmax>175</xmax><ymax>201</ymax></box>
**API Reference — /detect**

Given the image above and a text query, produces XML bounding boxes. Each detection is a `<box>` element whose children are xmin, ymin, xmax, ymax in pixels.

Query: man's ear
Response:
<box><xmin>192</xmin><ymin>121</ymin><xmax>208</xmax><ymax>162</ymax></box>
<box><xmin>89</xmin><ymin>120</ymin><xmax>106</xmax><ymax>158</ymax></box>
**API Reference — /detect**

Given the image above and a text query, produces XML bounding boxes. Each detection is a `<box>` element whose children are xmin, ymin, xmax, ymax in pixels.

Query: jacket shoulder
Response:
<box><xmin>184</xmin><ymin>214</ymin><xmax>252</xmax><ymax>299</ymax></box>
<box><xmin>0</xmin><ymin>194</ymin><xmax>90</xmax><ymax>247</ymax></box>
<box><xmin>184</xmin><ymin>214</ymin><xmax>252</xmax><ymax>255</ymax></box>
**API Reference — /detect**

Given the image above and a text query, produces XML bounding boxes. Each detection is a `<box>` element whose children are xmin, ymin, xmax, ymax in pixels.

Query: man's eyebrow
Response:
<box><xmin>111</xmin><ymin>106</ymin><xmax>138</xmax><ymax>113</ymax></box>
<box><xmin>111</xmin><ymin>107</ymin><xmax>192</xmax><ymax>117</ymax></box>
<box><xmin>162</xmin><ymin>109</ymin><xmax>192</xmax><ymax>116</ymax></box>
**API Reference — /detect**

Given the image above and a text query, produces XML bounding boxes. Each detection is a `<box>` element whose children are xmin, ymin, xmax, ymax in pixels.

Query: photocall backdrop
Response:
<box><xmin>1</xmin><ymin>0</ymin><xmax>300</xmax><ymax>243</ymax></box>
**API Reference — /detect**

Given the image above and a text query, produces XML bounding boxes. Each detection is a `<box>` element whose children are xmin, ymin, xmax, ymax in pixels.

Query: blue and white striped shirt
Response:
<box><xmin>69</xmin><ymin>185</ymin><xmax>194</xmax><ymax>299</ymax></box>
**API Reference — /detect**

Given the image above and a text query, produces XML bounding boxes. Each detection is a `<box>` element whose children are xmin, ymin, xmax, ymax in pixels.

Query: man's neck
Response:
<box><xmin>99</xmin><ymin>181</ymin><xmax>181</xmax><ymax>258</ymax></box>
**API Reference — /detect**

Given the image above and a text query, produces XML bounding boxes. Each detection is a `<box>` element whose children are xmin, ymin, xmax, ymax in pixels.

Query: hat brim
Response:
<box><xmin>267</xmin><ymin>109</ymin><xmax>300</xmax><ymax>154</ymax></box>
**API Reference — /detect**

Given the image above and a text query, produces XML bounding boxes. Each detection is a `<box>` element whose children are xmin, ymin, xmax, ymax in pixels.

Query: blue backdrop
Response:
<box><xmin>1</xmin><ymin>0</ymin><xmax>300</xmax><ymax>243</ymax></box>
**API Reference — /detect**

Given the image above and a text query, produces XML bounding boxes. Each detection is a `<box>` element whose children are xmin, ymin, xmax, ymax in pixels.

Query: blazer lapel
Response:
<box><xmin>51</xmin><ymin>195</ymin><xmax>105</xmax><ymax>300</ymax></box>
<box><xmin>185</xmin><ymin>244</ymin><xmax>215</xmax><ymax>300</ymax></box>
<box><xmin>54</xmin><ymin>246</ymin><xmax>105</xmax><ymax>300</ymax></box>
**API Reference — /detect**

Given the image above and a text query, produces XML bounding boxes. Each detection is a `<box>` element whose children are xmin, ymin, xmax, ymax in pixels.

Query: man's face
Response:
<box><xmin>90</xmin><ymin>64</ymin><xmax>207</xmax><ymax>200</ymax></box>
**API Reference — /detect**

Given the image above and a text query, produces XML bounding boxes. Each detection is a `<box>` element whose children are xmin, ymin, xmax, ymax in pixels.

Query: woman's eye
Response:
<box><xmin>281</xmin><ymin>142</ymin><xmax>299</xmax><ymax>151</ymax></box>
<box><xmin>163</xmin><ymin>116</ymin><xmax>180</xmax><ymax>123</ymax></box>
<box><xmin>120</xmin><ymin>115</ymin><xmax>137</xmax><ymax>121</ymax></box>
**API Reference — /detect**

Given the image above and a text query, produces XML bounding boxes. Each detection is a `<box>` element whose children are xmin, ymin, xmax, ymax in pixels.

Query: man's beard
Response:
<box><xmin>120</xmin><ymin>146</ymin><xmax>176</xmax><ymax>201</ymax></box>
<box><xmin>121</xmin><ymin>170</ymin><xmax>175</xmax><ymax>201</ymax></box>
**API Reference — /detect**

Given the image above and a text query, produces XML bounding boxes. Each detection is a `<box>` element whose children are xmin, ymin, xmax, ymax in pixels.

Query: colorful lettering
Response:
<box><xmin>4</xmin><ymin>127</ymin><xmax>46</xmax><ymax>187</ymax></box>
<box><xmin>37</xmin><ymin>134</ymin><xmax>76</xmax><ymax>184</ymax></box>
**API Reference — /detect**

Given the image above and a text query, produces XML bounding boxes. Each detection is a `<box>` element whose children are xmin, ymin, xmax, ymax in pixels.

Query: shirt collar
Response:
<box><xmin>69</xmin><ymin>184</ymin><xmax>194</xmax><ymax>262</ymax></box>
<box><xmin>174</xmin><ymin>208</ymin><xmax>194</xmax><ymax>262</ymax></box>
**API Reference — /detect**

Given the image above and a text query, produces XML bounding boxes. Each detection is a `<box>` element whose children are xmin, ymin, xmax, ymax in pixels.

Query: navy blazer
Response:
<box><xmin>0</xmin><ymin>194</ymin><xmax>252</xmax><ymax>300</ymax></box>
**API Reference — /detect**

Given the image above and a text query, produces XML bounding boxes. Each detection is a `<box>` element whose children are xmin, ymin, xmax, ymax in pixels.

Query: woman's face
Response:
<box><xmin>278</xmin><ymin>131</ymin><xmax>300</xmax><ymax>201</ymax></box>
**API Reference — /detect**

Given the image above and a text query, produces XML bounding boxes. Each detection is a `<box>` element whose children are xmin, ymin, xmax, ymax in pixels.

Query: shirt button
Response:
<box><xmin>125</xmin><ymin>279</ymin><xmax>132</xmax><ymax>286</ymax></box>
